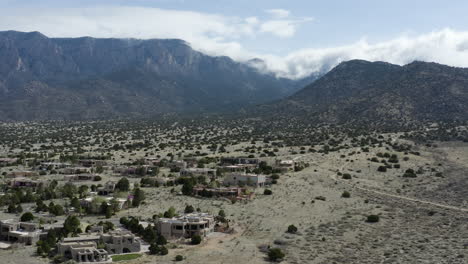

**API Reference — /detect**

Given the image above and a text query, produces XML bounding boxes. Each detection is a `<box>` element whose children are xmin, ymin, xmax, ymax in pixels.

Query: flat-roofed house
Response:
<box><xmin>223</xmin><ymin>173</ymin><xmax>266</xmax><ymax>187</ymax></box>
<box><xmin>156</xmin><ymin>213</ymin><xmax>214</xmax><ymax>240</ymax></box>
<box><xmin>275</xmin><ymin>159</ymin><xmax>295</xmax><ymax>171</ymax></box>
<box><xmin>57</xmin><ymin>235</ymin><xmax>108</xmax><ymax>263</ymax></box>
<box><xmin>6</xmin><ymin>171</ymin><xmax>39</xmax><ymax>178</ymax></box>
<box><xmin>180</xmin><ymin>168</ymin><xmax>217</xmax><ymax>178</ymax></box>
<box><xmin>100</xmin><ymin>230</ymin><xmax>141</xmax><ymax>254</ymax></box>
<box><xmin>0</xmin><ymin>220</ymin><xmax>42</xmax><ymax>245</ymax></box>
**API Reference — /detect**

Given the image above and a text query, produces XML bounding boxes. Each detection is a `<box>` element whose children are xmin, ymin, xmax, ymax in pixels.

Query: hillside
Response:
<box><xmin>0</xmin><ymin>31</ymin><xmax>310</xmax><ymax>120</ymax></box>
<box><xmin>258</xmin><ymin>60</ymin><xmax>468</xmax><ymax>127</ymax></box>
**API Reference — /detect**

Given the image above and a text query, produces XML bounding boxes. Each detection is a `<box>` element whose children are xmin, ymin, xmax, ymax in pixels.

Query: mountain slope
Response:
<box><xmin>0</xmin><ymin>30</ymin><xmax>312</xmax><ymax>120</ymax></box>
<box><xmin>259</xmin><ymin>60</ymin><xmax>468</xmax><ymax>126</ymax></box>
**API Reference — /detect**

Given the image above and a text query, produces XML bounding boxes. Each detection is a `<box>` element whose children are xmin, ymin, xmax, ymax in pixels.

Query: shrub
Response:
<box><xmin>341</xmin><ymin>191</ymin><xmax>351</xmax><ymax>198</ymax></box>
<box><xmin>377</xmin><ymin>166</ymin><xmax>387</xmax><ymax>172</ymax></box>
<box><xmin>191</xmin><ymin>235</ymin><xmax>202</xmax><ymax>245</ymax></box>
<box><xmin>268</xmin><ymin>248</ymin><xmax>285</xmax><ymax>262</ymax></box>
<box><xmin>342</xmin><ymin>173</ymin><xmax>352</xmax><ymax>179</ymax></box>
<box><xmin>264</xmin><ymin>189</ymin><xmax>273</xmax><ymax>195</ymax></box>
<box><xmin>20</xmin><ymin>212</ymin><xmax>34</xmax><ymax>222</ymax></box>
<box><xmin>366</xmin><ymin>215</ymin><xmax>380</xmax><ymax>223</ymax></box>
<box><xmin>287</xmin><ymin>225</ymin><xmax>298</xmax><ymax>234</ymax></box>
<box><xmin>184</xmin><ymin>205</ymin><xmax>195</xmax><ymax>214</ymax></box>
<box><xmin>175</xmin><ymin>255</ymin><xmax>184</xmax><ymax>261</ymax></box>
<box><xmin>159</xmin><ymin>246</ymin><xmax>168</xmax><ymax>255</ymax></box>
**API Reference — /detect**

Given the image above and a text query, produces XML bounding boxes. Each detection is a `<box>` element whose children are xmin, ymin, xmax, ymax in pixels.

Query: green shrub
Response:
<box><xmin>175</xmin><ymin>255</ymin><xmax>184</xmax><ymax>261</ymax></box>
<box><xmin>287</xmin><ymin>225</ymin><xmax>298</xmax><ymax>234</ymax></box>
<box><xmin>342</xmin><ymin>173</ymin><xmax>352</xmax><ymax>179</ymax></box>
<box><xmin>268</xmin><ymin>248</ymin><xmax>285</xmax><ymax>261</ymax></box>
<box><xmin>377</xmin><ymin>166</ymin><xmax>387</xmax><ymax>172</ymax></box>
<box><xmin>264</xmin><ymin>189</ymin><xmax>273</xmax><ymax>195</ymax></box>
<box><xmin>341</xmin><ymin>191</ymin><xmax>351</xmax><ymax>198</ymax></box>
<box><xmin>366</xmin><ymin>215</ymin><xmax>380</xmax><ymax>223</ymax></box>
<box><xmin>20</xmin><ymin>212</ymin><xmax>34</xmax><ymax>222</ymax></box>
<box><xmin>191</xmin><ymin>235</ymin><xmax>202</xmax><ymax>245</ymax></box>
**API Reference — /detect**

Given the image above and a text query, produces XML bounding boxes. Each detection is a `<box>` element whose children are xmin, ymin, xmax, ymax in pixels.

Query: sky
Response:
<box><xmin>1</xmin><ymin>0</ymin><xmax>468</xmax><ymax>79</ymax></box>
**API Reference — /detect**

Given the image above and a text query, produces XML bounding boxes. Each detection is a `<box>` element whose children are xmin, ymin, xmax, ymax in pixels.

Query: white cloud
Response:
<box><xmin>0</xmin><ymin>6</ymin><xmax>260</xmax><ymax>59</ymax></box>
<box><xmin>265</xmin><ymin>9</ymin><xmax>290</xmax><ymax>19</ymax></box>
<box><xmin>260</xmin><ymin>18</ymin><xmax>312</xmax><ymax>38</ymax></box>
<box><xmin>257</xmin><ymin>28</ymin><xmax>468</xmax><ymax>79</ymax></box>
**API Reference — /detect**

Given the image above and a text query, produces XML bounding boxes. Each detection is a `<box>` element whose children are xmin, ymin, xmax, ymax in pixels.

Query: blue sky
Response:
<box><xmin>1</xmin><ymin>0</ymin><xmax>468</xmax><ymax>78</ymax></box>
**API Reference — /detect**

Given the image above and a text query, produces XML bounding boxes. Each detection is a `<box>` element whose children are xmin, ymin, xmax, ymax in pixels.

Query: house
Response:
<box><xmin>64</xmin><ymin>174</ymin><xmax>98</xmax><ymax>182</ymax></box>
<box><xmin>61</xmin><ymin>167</ymin><xmax>93</xmax><ymax>175</ymax></box>
<box><xmin>192</xmin><ymin>186</ymin><xmax>254</xmax><ymax>200</ymax></box>
<box><xmin>0</xmin><ymin>158</ymin><xmax>18</xmax><ymax>166</ymax></box>
<box><xmin>39</xmin><ymin>162</ymin><xmax>70</xmax><ymax>170</ymax></box>
<box><xmin>5</xmin><ymin>171</ymin><xmax>39</xmax><ymax>178</ymax></box>
<box><xmin>156</xmin><ymin>213</ymin><xmax>214</xmax><ymax>240</ymax></box>
<box><xmin>80</xmin><ymin>197</ymin><xmax>129</xmax><ymax>213</ymax></box>
<box><xmin>8</xmin><ymin>177</ymin><xmax>42</xmax><ymax>191</ymax></box>
<box><xmin>223</xmin><ymin>173</ymin><xmax>266</xmax><ymax>187</ymax></box>
<box><xmin>57</xmin><ymin>235</ymin><xmax>108</xmax><ymax>263</ymax></box>
<box><xmin>101</xmin><ymin>230</ymin><xmax>141</xmax><ymax>254</ymax></box>
<box><xmin>57</xmin><ymin>231</ymin><xmax>141</xmax><ymax>262</ymax></box>
<box><xmin>168</xmin><ymin>160</ymin><xmax>187</xmax><ymax>170</ymax></box>
<box><xmin>113</xmin><ymin>165</ymin><xmax>154</xmax><ymax>177</ymax></box>
<box><xmin>275</xmin><ymin>159</ymin><xmax>295</xmax><ymax>171</ymax></box>
<box><xmin>97</xmin><ymin>181</ymin><xmax>116</xmax><ymax>195</ymax></box>
<box><xmin>220</xmin><ymin>157</ymin><xmax>259</xmax><ymax>166</ymax></box>
<box><xmin>78</xmin><ymin>160</ymin><xmax>107</xmax><ymax>168</ymax></box>
<box><xmin>180</xmin><ymin>168</ymin><xmax>217</xmax><ymax>178</ymax></box>
<box><xmin>220</xmin><ymin>164</ymin><xmax>254</xmax><ymax>172</ymax></box>
<box><xmin>0</xmin><ymin>220</ymin><xmax>42</xmax><ymax>245</ymax></box>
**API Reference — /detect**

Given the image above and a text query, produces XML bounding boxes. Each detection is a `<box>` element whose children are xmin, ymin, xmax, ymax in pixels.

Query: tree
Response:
<box><xmin>132</xmin><ymin>188</ymin><xmax>145</xmax><ymax>207</ymax></box>
<box><xmin>268</xmin><ymin>248</ymin><xmax>285</xmax><ymax>262</ymax></box>
<box><xmin>182</xmin><ymin>181</ymin><xmax>194</xmax><ymax>196</ymax></box>
<box><xmin>175</xmin><ymin>255</ymin><xmax>184</xmax><ymax>261</ymax></box>
<box><xmin>116</xmin><ymin>177</ymin><xmax>130</xmax><ymax>192</ymax></box>
<box><xmin>78</xmin><ymin>185</ymin><xmax>89</xmax><ymax>198</ymax></box>
<box><xmin>156</xmin><ymin>235</ymin><xmax>167</xmax><ymax>246</ymax></box>
<box><xmin>191</xmin><ymin>235</ymin><xmax>202</xmax><ymax>245</ymax></box>
<box><xmin>21</xmin><ymin>212</ymin><xmax>34</xmax><ymax>222</ymax></box>
<box><xmin>49</xmin><ymin>204</ymin><xmax>64</xmax><ymax>216</ymax></box>
<box><xmin>341</xmin><ymin>191</ymin><xmax>351</xmax><ymax>198</ymax></box>
<box><xmin>377</xmin><ymin>166</ymin><xmax>387</xmax><ymax>172</ymax></box>
<box><xmin>70</xmin><ymin>197</ymin><xmax>81</xmax><ymax>209</ymax></box>
<box><xmin>163</xmin><ymin>207</ymin><xmax>176</xmax><ymax>218</ymax></box>
<box><xmin>159</xmin><ymin>246</ymin><xmax>168</xmax><ymax>255</ymax></box>
<box><xmin>63</xmin><ymin>215</ymin><xmax>81</xmax><ymax>236</ymax></box>
<box><xmin>184</xmin><ymin>205</ymin><xmax>195</xmax><ymax>214</ymax></box>
<box><xmin>16</xmin><ymin>204</ymin><xmax>23</xmax><ymax>213</ymax></box>
<box><xmin>342</xmin><ymin>173</ymin><xmax>352</xmax><ymax>179</ymax></box>
<box><xmin>149</xmin><ymin>243</ymin><xmax>159</xmax><ymax>255</ymax></box>
<box><xmin>366</xmin><ymin>215</ymin><xmax>380</xmax><ymax>223</ymax></box>
<box><xmin>264</xmin><ymin>189</ymin><xmax>273</xmax><ymax>195</ymax></box>
<box><xmin>287</xmin><ymin>225</ymin><xmax>298</xmax><ymax>234</ymax></box>
<box><xmin>62</xmin><ymin>182</ymin><xmax>77</xmax><ymax>199</ymax></box>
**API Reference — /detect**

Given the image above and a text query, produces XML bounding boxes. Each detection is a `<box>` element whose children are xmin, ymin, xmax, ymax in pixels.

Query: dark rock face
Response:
<box><xmin>0</xmin><ymin>30</ymin><xmax>309</xmax><ymax>120</ymax></box>
<box><xmin>262</xmin><ymin>60</ymin><xmax>468</xmax><ymax>126</ymax></box>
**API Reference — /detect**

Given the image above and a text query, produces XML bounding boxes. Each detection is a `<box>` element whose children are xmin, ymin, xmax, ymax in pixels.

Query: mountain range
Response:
<box><xmin>1</xmin><ymin>31</ymin><xmax>468</xmax><ymax>125</ymax></box>
<box><xmin>0</xmin><ymin>30</ymin><xmax>311</xmax><ymax>120</ymax></box>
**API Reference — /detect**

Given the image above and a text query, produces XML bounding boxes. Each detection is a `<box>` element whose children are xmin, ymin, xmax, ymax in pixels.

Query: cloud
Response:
<box><xmin>265</xmin><ymin>9</ymin><xmax>290</xmax><ymax>19</ymax></box>
<box><xmin>260</xmin><ymin>18</ymin><xmax>313</xmax><ymax>38</ymax></box>
<box><xmin>0</xmin><ymin>6</ymin><xmax>261</xmax><ymax>60</ymax></box>
<box><xmin>256</xmin><ymin>28</ymin><xmax>468</xmax><ymax>79</ymax></box>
